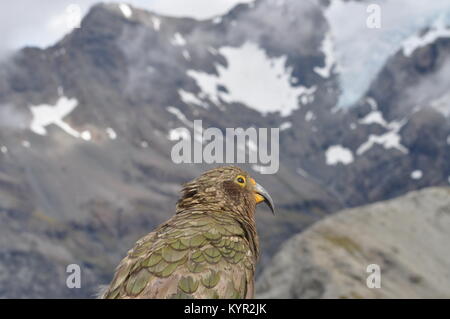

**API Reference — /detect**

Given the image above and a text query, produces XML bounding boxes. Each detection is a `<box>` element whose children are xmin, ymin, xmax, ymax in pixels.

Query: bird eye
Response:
<box><xmin>235</xmin><ymin>175</ymin><xmax>246</xmax><ymax>186</ymax></box>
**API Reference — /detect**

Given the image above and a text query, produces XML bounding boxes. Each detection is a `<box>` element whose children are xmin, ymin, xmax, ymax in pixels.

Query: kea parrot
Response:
<box><xmin>100</xmin><ymin>166</ymin><xmax>274</xmax><ymax>299</ymax></box>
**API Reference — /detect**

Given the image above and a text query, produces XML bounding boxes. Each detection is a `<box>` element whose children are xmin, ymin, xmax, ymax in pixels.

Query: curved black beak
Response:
<box><xmin>254</xmin><ymin>182</ymin><xmax>275</xmax><ymax>215</ymax></box>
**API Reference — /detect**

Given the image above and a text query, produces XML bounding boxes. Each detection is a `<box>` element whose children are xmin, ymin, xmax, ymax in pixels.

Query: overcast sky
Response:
<box><xmin>0</xmin><ymin>0</ymin><xmax>254</xmax><ymax>58</ymax></box>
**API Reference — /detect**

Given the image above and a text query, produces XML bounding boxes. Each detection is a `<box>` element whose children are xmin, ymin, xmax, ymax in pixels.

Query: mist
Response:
<box><xmin>0</xmin><ymin>0</ymin><xmax>255</xmax><ymax>60</ymax></box>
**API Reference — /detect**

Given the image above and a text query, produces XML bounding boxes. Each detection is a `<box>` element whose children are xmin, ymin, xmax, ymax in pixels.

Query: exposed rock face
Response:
<box><xmin>0</xmin><ymin>0</ymin><xmax>449</xmax><ymax>297</ymax></box>
<box><xmin>256</xmin><ymin>187</ymin><xmax>450</xmax><ymax>299</ymax></box>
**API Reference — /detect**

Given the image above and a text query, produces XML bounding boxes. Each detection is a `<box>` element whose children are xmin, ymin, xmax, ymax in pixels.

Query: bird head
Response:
<box><xmin>176</xmin><ymin>166</ymin><xmax>275</xmax><ymax>218</ymax></box>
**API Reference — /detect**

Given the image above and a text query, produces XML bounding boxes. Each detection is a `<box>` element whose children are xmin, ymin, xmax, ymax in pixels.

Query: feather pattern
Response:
<box><xmin>101</xmin><ymin>166</ymin><xmax>268</xmax><ymax>299</ymax></box>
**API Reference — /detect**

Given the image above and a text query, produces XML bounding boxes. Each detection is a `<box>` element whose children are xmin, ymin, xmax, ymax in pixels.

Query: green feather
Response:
<box><xmin>187</xmin><ymin>261</ymin><xmax>206</xmax><ymax>273</ymax></box>
<box><xmin>142</xmin><ymin>253</ymin><xmax>162</xmax><ymax>268</ymax></box>
<box><xmin>204</xmin><ymin>247</ymin><xmax>222</xmax><ymax>264</ymax></box>
<box><xmin>191</xmin><ymin>250</ymin><xmax>206</xmax><ymax>263</ymax></box>
<box><xmin>232</xmin><ymin>251</ymin><xmax>245</xmax><ymax>264</ymax></box>
<box><xmin>170</xmin><ymin>239</ymin><xmax>188</xmax><ymax>251</ymax></box>
<box><xmin>201</xmin><ymin>270</ymin><xmax>221</xmax><ymax>289</ymax></box>
<box><xmin>178</xmin><ymin>276</ymin><xmax>199</xmax><ymax>294</ymax></box>
<box><xmin>125</xmin><ymin>268</ymin><xmax>151</xmax><ymax>296</ymax></box>
<box><xmin>159</xmin><ymin>261</ymin><xmax>179</xmax><ymax>278</ymax></box>
<box><xmin>189</xmin><ymin>234</ymin><xmax>207</xmax><ymax>248</ymax></box>
<box><xmin>162</xmin><ymin>245</ymin><xmax>188</xmax><ymax>263</ymax></box>
<box><xmin>109</xmin><ymin>263</ymin><xmax>132</xmax><ymax>292</ymax></box>
<box><xmin>204</xmin><ymin>229</ymin><xmax>221</xmax><ymax>241</ymax></box>
<box><xmin>148</xmin><ymin>259</ymin><xmax>169</xmax><ymax>274</ymax></box>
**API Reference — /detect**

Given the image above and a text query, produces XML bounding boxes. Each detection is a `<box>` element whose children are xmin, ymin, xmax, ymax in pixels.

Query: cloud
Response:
<box><xmin>0</xmin><ymin>0</ymin><xmax>255</xmax><ymax>59</ymax></box>
<box><xmin>0</xmin><ymin>0</ymin><xmax>93</xmax><ymax>59</ymax></box>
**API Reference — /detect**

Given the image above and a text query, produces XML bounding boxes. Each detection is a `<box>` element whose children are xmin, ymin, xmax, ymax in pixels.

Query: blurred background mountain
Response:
<box><xmin>0</xmin><ymin>0</ymin><xmax>449</xmax><ymax>298</ymax></box>
<box><xmin>257</xmin><ymin>187</ymin><xmax>450</xmax><ymax>298</ymax></box>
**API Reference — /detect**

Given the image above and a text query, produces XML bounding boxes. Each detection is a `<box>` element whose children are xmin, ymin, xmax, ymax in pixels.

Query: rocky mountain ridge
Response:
<box><xmin>256</xmin><ymin>187</ymin><xmax>450</xmax><ymax>298</ymax></box>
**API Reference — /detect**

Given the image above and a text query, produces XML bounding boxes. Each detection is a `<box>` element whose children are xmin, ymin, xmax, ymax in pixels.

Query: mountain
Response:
<box><xmin>0</xmin><ymin>0</ymin><xmax>449</xmax><ymax>297</ymax></box>
<box><xmin>256</xmin><ymin>187</ymin><xmax>450</xmax><ymax>298</ymax></box>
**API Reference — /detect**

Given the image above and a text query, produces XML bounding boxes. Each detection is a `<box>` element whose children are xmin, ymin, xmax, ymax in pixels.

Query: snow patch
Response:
<box><xmin>182</xmin><ymin>50</ymin><xmax>191</xmax><ymax>60</ymax></box>
<box><xmin>357</xmin><ymin>120</ymin><xmax>409</xmax><ymax>155</ymax></box>
<box><xmin>314</xmin><ymin>32</ymin><xmax>336</xmax><ymax>78</ymax></box>
<box><xmin>357</xmin><ymin>101</ymin><xmax>409</xmax><ymax>155</ymax></box>
<box><xmin>300</xmin><ymin>89</ymin><xmax>316</xmax><ymax>105</ymax></box>
<box><xmin>106</xmin><ymin>128</ymin><xmax>117</xmax><ymax>140</ymax></box>
<box><xmin>80</xmin><ymin>131</ymin><xmax>92</xmax><ymax>141</ymax></box>
<box><xmin>119</xmin><ymin>3</ymin><xmax>132</xmax><ymax>18</ymax></box>
<box><xmin>186</xmin><ymin>70</ymin><xmax>221</xmax><ymax>105</ymax></box>
<box><xmin>359</xmin><ymin>98</ymin><xmax>393</xmax><ymax>127</ymax></box>
<box><xmin>178</xmin><ymin>89</ymin><xmax>208</xmax><ymax>108</ymax></box>
<box><xmin>359</xmin><ymin>111</ymin><xmax>388</xmax><ymax>127</ymax></box>
<box><xmin>403</xmin><ymin>16</ymin><xmax>450</xmax><ymax>57</ymax></box>
<box><xmin>1</xmin><ymin>146</ymin><xmax>8</xmax><ymax>154</ymax></box>
<box><xmin>305</xmin><ymin>111</ymin><xmax>316</xmax><ymax>122</ymax></box>
<box><xmin>152</xmin><ymin>17</ymin><xmax>161</xmax><ymax>30</ymax></box>
<box><xmin>366</xmin><ymin>97</ymin><xmax>378</xmax><ymax>110</ymax></box>
<box><xmin>140</xmin><ymin>141</ymin><xmax>149</xmax><ymax>148</ymax></box>
<box><xmin>279</xmin><ymin>122</ymin><xmax>292</xmax><ymax>131</ymax></box>
<box><xmin>166</xmin><ymin>106</ymin><xmax>195</xmax><ymax>130</ymax></box>
<box><xmin>187</xmin><ymin>42</ymin><xmax>314</xmax><ymax>116</ymax></box>
<box><xmin>29</xmin><ymin>96</ymin><xmax>81</xmax><ymax>138</ymax></box>
<box><xmin>411</xmin><ymin>170</ymin><xmax>423</xmax><ymax>180</ymax></box>
<box><xmin>325</xmin><ymin>145</ymin><xmax>354</xmax><ymax>166</ymax></box>
<box><xmin>171</xmin><ymin>33</ymin><xmax>186</xmax><ymax>46</ymax></box>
